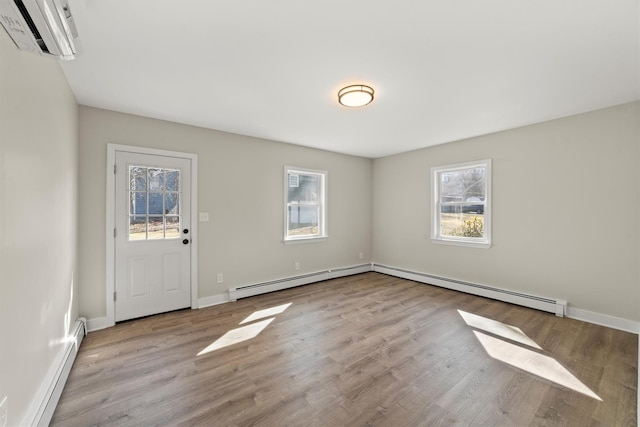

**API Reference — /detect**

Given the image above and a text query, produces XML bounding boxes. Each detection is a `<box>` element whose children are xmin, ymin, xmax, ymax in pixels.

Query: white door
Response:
<box><xmin>114</xmin><ymin>151</ymin><xmax>192</xmax><ymax>321</ymax></box>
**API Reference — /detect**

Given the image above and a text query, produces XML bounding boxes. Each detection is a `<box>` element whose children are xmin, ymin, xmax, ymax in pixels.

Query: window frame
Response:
<box><xmin>431</xmin><ymin>159</ymin><xmax>492</xmax><ymax>248</ymax></box>
<box><xmin>283</xmin><ymin>166</ymin><xmax>328</xmax><ymax>243</ymax></box>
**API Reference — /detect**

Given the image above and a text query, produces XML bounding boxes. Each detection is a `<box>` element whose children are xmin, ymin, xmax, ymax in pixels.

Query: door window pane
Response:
<box><xmin>165</xmin><ymin>170</ymin><xmax>180</xmax><ymax>191</ymax></box>
<box><xmin>129</xmin><ymin>216</ymin><xmax>147</xmax><ymax>240</ymax></box>
<box><xmin>165</xmin><ymin>193</ymin><xmax>179</xmax><ymax>214</ymax></box>
<box><xmin>147</xmin><ymin>216</ymin><xmax>164</xmax><ymax>240</ymax></box>
<box><xmin>130</xmin><ymin>167</ymin><xmax>146</xmax><ymax>191</ymax></box>
<box><xmin>148</xmin><ymin>193</ymin><xmax>164</xmax><ymax>215</ymax></box>
<box><xmin>166</xmin><ymin>216</ymin><xmax>180</xmax><ymax>238</ymax></box>
<box><xmin>148</xmin><ymin>168</ymin><xmax>164</xmax><ymax>191</ymax></box>
<box><xmin>128</xmin><ymin>166</ymin><xmax>182</xmax><ymax>241</ymax></box>
<box><xmin>130</xmin><ymin>192</ymin><xmax>147</xmax><ymax>215</ymax></box>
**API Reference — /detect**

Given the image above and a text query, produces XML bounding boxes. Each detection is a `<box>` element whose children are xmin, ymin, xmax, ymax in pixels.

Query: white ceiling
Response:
<box><xmin>61</xmin><ymin>0</ymin><xmax>639</xmax><ymax>158</ymax></box>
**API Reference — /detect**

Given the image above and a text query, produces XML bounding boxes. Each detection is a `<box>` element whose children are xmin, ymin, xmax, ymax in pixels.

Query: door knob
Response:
<box><xmin>182</xmin><ymin>239</ymin><xmax>189</xmax><ymax>245</ymax></box>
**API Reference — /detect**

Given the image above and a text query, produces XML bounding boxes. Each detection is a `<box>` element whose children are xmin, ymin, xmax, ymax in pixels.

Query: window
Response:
<box><xmin>284</xmin><ymin>166</ymin><xmax>327</xmax><ymax>242</ymax></box>
<box><xmin>128</xmin><ymin>166</ymin><xmax>181</xmax><ymax>240</ymax></box>
<box><xmin>431</xmin><ymin>159</ymin><xmax>491</xmax><ymax>248</ymax></box>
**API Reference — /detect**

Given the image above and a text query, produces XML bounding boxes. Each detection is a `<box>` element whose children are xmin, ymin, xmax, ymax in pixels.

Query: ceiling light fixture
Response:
<box><xmin>338</xmin><ymin>84</ymin><xmax>374</xmax><ymax>107</ymax></box>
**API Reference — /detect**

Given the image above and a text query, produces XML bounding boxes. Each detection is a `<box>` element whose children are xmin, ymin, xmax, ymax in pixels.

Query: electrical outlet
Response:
<box><xmin>0</xmin><ymin>396</ymin><xmax>7</xmax><ymax>427</ymax></box>
<box><xmin>359</xmin><ymin>252</ymin><xmax>363</xmax><ymax>260</ymax></box>
<box><xmin>294</xmin><ymin>262</ymin><xmax>300</xmax><ymax>270</ymax></box>
<box><xmin>199</xmin><ymin>212</ymin><xmax>209</xmax><ymax>222</ymax></box>
<box><xmin>216</xmin><ymin>273</ymin><xmax>223</xmax><ymax>283</ymax></box>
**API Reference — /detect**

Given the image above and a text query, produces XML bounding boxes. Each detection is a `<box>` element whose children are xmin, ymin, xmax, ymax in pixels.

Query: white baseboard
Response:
<box><xmin>567</xmin><ymin>307</ymin><xmax>640</xmax><ymax>334</ymax></box>
<box><xmin>329</xmin><ymin>263</ymin><xmax>372</xmax><ymax>279</ymax></box>
<box><xmin>198</xmin><ymin>293</ymin><xmax>231</xmax><ymax>308</ymax></box>
<box><xmin>22</xmin><ymin>318</ymin><xmax>86</xmax><ymax>426</ymax></box>
<box><xmin>86</xmin><ymin>316</ymin><xmax>112</xmax><ymax>332</ymax></box>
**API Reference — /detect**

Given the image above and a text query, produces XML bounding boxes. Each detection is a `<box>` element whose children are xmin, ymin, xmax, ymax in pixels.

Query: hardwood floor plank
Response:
<box><xmin>52</xmin><ymin>273</ymin><xmax>638</xmax><ymax>426</ymax></box>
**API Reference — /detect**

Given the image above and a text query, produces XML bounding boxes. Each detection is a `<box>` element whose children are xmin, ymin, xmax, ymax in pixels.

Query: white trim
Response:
<box><xmin>21</xmin><ymin>319</ymin><xmax>86</xmax><ymax>426</ymax></box>
<box><xmin>86</xmin><ymin>316</ymin><xmax>110</xmax><ymax>332</ymax></box>
<box><xmin>283</xmin><ymin>237</ymin><xmax>328</xmax><ymax>244</ymax></box>
<box><xmin>431</xmin><ymin>238</ymin><xmax>491</xmax><ymax>249</ymax></box>
<box><xmin>106</xmin><ymin>144</ymin><xmax>199</xmax><ymax>325</ymax></box>
<box><xmin>189</xmin><ymin>154</ymin><xmax>199</xmax><ymax>309</ymax></box>
<box><xmin>566</xmin><ymin>307</ymin><xmax>640</xmax><ymax>334</ymax></box>
<box><xmin>328</xmin><ymin>263</ymin><xmax>372</xmax><ymax>279</ymax></box>
<box><xmin>198</xmin><ymin>293</ymin><xmax>231</xmax><ymax>308</ymax></box>
<box><xmin>105</xmin><ymin>147</ymin><xmax>116</xmax><ymax>328</ymax></box>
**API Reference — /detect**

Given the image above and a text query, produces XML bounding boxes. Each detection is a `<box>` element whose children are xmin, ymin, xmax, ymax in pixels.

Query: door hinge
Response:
<box><xmin>113</xmin><ymin>164</ymin><xmax>117</xmax><ymax>174</ymax></box>
<box><xmin>114</xmin><ymin>291</ymin><xmax>117</xmax><ymax>301</ymax></box>
<box><xmin>114</xmin><ymin>228</ymin><xmax>117</xmax><ymax>238</ymax></box>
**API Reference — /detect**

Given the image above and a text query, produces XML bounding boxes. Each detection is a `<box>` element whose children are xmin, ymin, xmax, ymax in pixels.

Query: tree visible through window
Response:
<box><xmin>284</xmin><ymin>166</ymin><xmax>327</xmax><ymax>241</ymax></box>
<box><xmin>432</xmin><ymin>160</ymin><xmax>491</xmax><ymax>247</ymax></box>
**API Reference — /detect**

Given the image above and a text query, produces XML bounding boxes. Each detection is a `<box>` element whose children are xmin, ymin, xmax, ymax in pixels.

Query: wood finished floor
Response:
<box><xmin>52</xmin><ymin>273</ymin><xmax>638</xmax><ymax>426</ymax></box>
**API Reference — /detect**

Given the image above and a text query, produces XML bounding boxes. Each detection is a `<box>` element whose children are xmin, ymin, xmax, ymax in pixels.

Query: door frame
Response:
<box><xmin>106</xmin><ymin>143</ymin><xmax>198</xmax><ymax>327</ymax></box>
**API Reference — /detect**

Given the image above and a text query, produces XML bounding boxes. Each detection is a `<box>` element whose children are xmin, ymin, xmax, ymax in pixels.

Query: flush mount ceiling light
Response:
<box><xmin>338</xmin><ymin>85</ymin><xmax>374</xmax><ymax>107</ymax></box>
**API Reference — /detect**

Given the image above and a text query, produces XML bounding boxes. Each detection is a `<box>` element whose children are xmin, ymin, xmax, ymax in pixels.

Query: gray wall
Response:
<box><xmin>78</xmin><ymin>106</ymin><xmax>372</xmax><ymax>320</ymax></box>
<box><xmin>372</xmin><ymin>102</ymin><xmax>639</xmax><ymax>322</ymax></box>
<box><xmin>0</xmin><ymin>32</ymin><xmax>78</xmax><ymax>424</ymax></box>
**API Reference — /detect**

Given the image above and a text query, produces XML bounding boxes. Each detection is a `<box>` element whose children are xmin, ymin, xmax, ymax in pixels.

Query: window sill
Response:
<box><xmin>431</xmin><ymin>238</ymin><xmax>491</xmax><ymax>249</ymax></box>
<box><xmin>284</xmin><ymin>236</ymin><xmax>328</xmax><ymax>244</ymax></box>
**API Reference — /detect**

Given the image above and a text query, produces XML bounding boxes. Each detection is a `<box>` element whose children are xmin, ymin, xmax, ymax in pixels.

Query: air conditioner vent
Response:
<box><xmin>14</xmin><ymin>0</ymin><xmax>47</xmax><ymax>52</ymax></box>
<box><xmin>0</xmin><ymin>0</ymin><xmax>80</xmax><ymax>60</ymax></box>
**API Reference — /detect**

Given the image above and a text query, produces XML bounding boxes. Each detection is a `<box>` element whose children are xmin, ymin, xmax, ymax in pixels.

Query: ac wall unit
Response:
<box><xmin>0</xmin><ymin>0</ymin><xmax>80</xmax><ymax>60</ymax></box>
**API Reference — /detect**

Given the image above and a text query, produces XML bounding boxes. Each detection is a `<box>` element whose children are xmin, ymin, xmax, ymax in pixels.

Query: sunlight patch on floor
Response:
<box><xmin>240</xmin><ymin>303</ymin><xmax>292</xmax><ymax>325</ymax></box>
<box><xmin>198</xmin><ymin>303</ymin><xmax>292</xmax><ymax>356</ymax></box>
<box><xmin>473</xmin><ymin>331</ymin><xmax>602</xmax><ymax>400</ymax></box>
<box><xmin>458</xmin><ymin>310</ymin><xmax>601</xmax><ymax>401</ymax></box>
<box><xmin>197</xmin><ymin>318</ymin><xmax>275</xmax><ymax>355</ymax></box>
<box><xmin>458</xmin><ymin>310</ymin><xmax>541</xmax><ymax>349</ymax></box>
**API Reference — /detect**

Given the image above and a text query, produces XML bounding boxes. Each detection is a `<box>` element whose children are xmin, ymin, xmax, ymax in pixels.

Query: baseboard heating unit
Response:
<box><xmin>373</xmin><ymin>264</ymin><xmax>567</xmax><ymax>317</ymax></box>
<box><xmin>227</xmin><ymin>263</ymin><xmax>567</xmax><ymax>317</ymax></box>
<box><xmin>24</xmin><ymin>317</ymin><xmax>87</xmax><ymax>426</ymax></box>
<box><xmin>228</xmin><ymin>264</ymin><xmax>372</xmax><ymax>301</ymax></box>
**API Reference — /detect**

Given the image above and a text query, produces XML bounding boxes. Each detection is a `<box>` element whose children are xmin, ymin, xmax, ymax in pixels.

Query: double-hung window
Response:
<box><xmin>431</xmin><ymin>159</ymin><xmax>491</xmax><ymax>248</ymax></box>
<box><xmin>284</xmin><ymin>166</ymin><xmax>327</xmax><ymax>242</ymax></box>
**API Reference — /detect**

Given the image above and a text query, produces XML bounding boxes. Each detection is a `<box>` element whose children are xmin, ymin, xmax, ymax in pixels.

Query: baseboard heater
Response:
<box><xmin>227</xmin><ymin>263</ymin><xmax>567</xmax><ymax>317</ymax></box>
<box><xmin>26</xmin><ymin>317</ymin><xmax>86</xmax><ymax>426</ymax></box>
<box><xmin>374</xmin><ymin>264</ymin><xmax>567</xmax><ymax>317</ymax></box>
<box><xmin>228</xmin><ymin>264</ymin><xmax>372</xmax><ymax>301</ymax></box>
